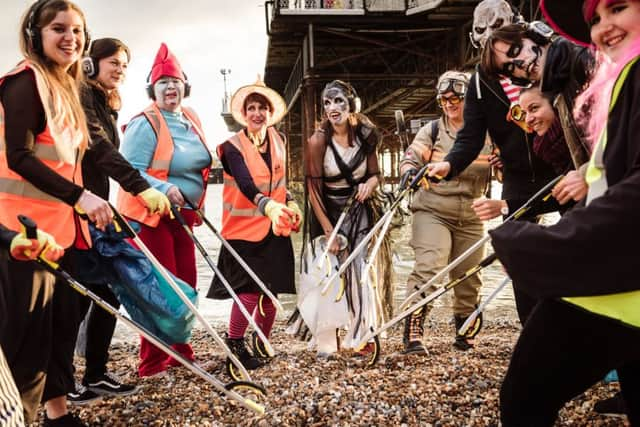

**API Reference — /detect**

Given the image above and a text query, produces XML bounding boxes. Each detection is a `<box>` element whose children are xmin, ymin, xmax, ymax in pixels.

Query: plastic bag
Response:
<box><xmin>297</xmin><ymin>236</ymin><xmax>349</xmax><ymax>352</ymax></box>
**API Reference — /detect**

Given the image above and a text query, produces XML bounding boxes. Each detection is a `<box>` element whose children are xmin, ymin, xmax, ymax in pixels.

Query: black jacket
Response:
<box><xmin>542</xmin><ymin>37</ymin><xmax>594</xmax><ymax>169</ymax></box>
<box><xmin>0</xmin><ymin>224</ymin><xmax>16</xmax><ymax>249</ymax></box>
<box><xmin>541</xmin><ymin>37</ymin><xmax>594</xmax><ymax>109</ymax></box>
<box><xmin>490</xmin><ymin>60</ymin><xmax>640</xmax><ymax>298</ymax></box>
<box><xmin>81</xmin><ymin>84</ymin><xmax>149</xmax><ymax>200</ymax></box>
<box><xmin>445</xmin><ymin>68</ymin><xmax>558</xmax><ymax>215</ymax></box>
<box><xmin>0</xmin><ymin>224</ymin><xmax>17</xmax><ymax>331</ymax></box>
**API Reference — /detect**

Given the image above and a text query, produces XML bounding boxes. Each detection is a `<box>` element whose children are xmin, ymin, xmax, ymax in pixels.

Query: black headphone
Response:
<box><xmin>81</xmin><ymin>56</ymin><xmax>98</xmax><ymax>78</ymax></box>
<box><xmin>81</xmin><ymin>40</ymin><xmax>97</xmax><ymax>78</ymax></box>
<box><xmin>524</xmin><ymin>21</ymin><xmax>554</xmax><ymax>46</ymax></box>
<box><xmin>25</xmin><ymin>0</ymin><xmax>91</xmax><ymax>57</ymax></box>
<box><xmin>145</xmin><ymin>70</ymin><xmax>191</xmax><ymax>99</ymax></box>
<box><xmin>323</xmin><ymin>80</ymin><xmax>361</xmax><ymax>113</ymax></box>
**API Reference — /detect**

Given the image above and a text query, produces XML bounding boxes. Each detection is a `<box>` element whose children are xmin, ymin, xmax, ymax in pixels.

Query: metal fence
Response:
<box><xmin>276</xmin><ymin>0</ymin><xmax>436</xmax><ymax>12</ymax></box>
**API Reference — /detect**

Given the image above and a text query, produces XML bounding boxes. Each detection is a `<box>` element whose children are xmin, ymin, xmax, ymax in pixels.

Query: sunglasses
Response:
<box><xmin>437</xmin><ymin>78</ymin><xmax>467</xmax><ymax>97</ymax></box>
<box><xmin>437</xmin><ymin>94</ymin><xmax>464</xmax><ymax>107</ymax></box>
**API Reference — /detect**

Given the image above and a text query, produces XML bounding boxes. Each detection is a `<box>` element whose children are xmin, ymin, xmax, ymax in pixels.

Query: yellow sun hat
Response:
<box><xmin>230</xmin><ymin>76</ymin><xmax>287</xmax><ymax>127</ymax></box>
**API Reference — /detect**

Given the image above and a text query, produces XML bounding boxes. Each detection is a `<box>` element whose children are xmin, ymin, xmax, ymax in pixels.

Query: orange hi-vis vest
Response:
<box><xmin>116</xmin><ymin>103</ymin><xmax>210</xmax><ymax>227</ymax></box>
<box><xmin>217</xmin><ymin>127</ymin><xmax>287</xmax><ymax>242</ymax></box>
<box><xmin>0</xmin><ymin>62</ymin><xmax>90</xmax><ymax>249</ymax></box>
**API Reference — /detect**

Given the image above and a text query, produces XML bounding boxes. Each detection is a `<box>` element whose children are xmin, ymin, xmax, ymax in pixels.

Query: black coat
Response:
<box><xmin>490</xmin><ymin>60</ymin><xmax>640</xmax><ymax>298</ymax></box>
<box><xmin>81</xmin><ymin>84</ymin><xmax>149</xmax><ymax>200</ymax></box>
<box><xmin>0</xmin><ymin>225</ymin><xmax>17</xmax><ymax>333</ymax></box>
<box><xmin>445</xmin><ymin>68</ymin><xmax>558</xmax><ymax>215</ymax></box>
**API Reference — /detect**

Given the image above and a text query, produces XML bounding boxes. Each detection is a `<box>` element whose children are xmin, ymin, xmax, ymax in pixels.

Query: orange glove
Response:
<box><xmin>264</xmin><ymin>200</ymin><xmax>294</xmax><ymax>237</ymax></box>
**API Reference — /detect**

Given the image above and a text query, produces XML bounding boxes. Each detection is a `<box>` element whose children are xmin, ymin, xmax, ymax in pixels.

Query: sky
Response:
<box><xmin>1</xmin><ymin>0</ymin><xmax>270</xmax><ymax>151</ymax></box>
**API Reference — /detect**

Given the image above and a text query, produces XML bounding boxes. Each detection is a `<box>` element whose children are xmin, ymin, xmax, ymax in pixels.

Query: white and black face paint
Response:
<box><xmin>501</xmin><ymin>38</ymin><xmax>545</xmax><ymax>84</ymax></box>
<box><xmin>154</xmin><ymin>77</ymin><xmax>185</xmax><ymax>112</ymax></box>
<box><xmin>322</xmin><ymin>87</ymin><xmax>350</xmax><ymax>126</ymax></box>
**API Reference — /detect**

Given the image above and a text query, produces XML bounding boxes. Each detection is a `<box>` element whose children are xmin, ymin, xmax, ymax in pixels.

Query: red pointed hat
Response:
<box><xmin>149</xmin><ymin>43</ymin><xmax>185</xmax><ymax>85</ymax></box>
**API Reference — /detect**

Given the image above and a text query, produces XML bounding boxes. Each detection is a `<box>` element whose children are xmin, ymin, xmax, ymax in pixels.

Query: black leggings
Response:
<box><xmin>500</xmin><ymin>298</ymin><xmax>640</xmax><ymax>426</ymax></box>
<box><xmin>79</xmin><ymin>283</ymin><xmax>120</xmax><ymax>382</ymax></box>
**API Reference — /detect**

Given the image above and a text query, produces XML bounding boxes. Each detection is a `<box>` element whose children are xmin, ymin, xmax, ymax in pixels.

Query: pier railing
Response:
<box><xmin>274</xmin><ymin>0</ymin><xmax>444</xmax><ymax>15</ymax></box>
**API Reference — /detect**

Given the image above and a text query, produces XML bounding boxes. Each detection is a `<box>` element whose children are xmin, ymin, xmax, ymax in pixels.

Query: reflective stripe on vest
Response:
<box><xmin>0</xmin><ymin>63</ymin><xmax>89</xmax><ymax>248</ymax></box>
<box><xmin>564</xmin><ymin>56</ymin><xmax>640</xmax><ymax>330</ymax></box>
<box><xmin>116</xmin><ymin>104</ymin><xmax>210</xmax><ymax>227</ymax></box>
<box><xmin>585</xmin><ymin>56</ymin><xmax>639</xmax><ymax>204</ymax></box>
<box><xmin>218</xmin><ymin>127</ymin><xmax>287</xmax><ymax>242</ymax></box>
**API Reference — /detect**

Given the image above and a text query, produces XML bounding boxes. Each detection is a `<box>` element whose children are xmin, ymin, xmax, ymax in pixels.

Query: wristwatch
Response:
<box><xmin>500</xmin><ymin>203</ymin><xmax>509</xmax><ymax>216</ymax></box>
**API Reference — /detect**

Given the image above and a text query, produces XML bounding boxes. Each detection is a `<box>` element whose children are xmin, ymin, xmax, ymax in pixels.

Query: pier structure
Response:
<box><xmin>257</xmin><ymin>0</ymin><xmax>540</xmax><ymax>186</ymax></box>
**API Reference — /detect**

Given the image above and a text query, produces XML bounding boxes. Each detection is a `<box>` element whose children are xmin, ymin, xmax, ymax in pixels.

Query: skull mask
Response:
<box><xmin>470</xmin><ymin>0</ymin><xmax>517</xmax><ymax>49</ymax></box>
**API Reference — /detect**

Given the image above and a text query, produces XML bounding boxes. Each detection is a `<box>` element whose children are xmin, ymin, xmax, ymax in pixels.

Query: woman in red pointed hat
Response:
<box><xmin>118</xmin><ymin>43</ymin><xmax>212</xmax><ymax>378</ymax></box>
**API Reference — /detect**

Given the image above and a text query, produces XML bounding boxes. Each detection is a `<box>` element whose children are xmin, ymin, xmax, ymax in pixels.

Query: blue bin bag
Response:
<box><xmin>76</xmin><ymin>224</ymin><xmax>197</xmax><ymax>344</ymax></box>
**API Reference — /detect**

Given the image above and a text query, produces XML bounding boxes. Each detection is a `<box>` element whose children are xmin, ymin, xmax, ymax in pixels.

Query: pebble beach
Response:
<box><xmin>28</xmin><ymin>188</ymin><xmax>629</xmax><ymax>425</ymax></box>
<box><xmin>53</xmin><ymin>308</ymin><xmax>626</xmax><ymax>426</ymax></box>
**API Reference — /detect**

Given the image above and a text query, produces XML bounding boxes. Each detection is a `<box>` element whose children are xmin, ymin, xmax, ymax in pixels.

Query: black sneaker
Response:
<box><xmin>67</xmin><ymin>385</ymin><xmax>101</xmax><ymax>405</ymax></box>
<box><xmin>43</xmin><ymin>413</ymin><xmax>88</xmax><ymax>426</ymax></box>
<box><xmin>593</xmin><ymin>392</ymin><xmax>627</xmax><ymax>417</ymax></box>
<box><xmin>84</xmin><ymin>372</ymin><xmax>138</xmax><ymax>397</ymax></box>
<box><xmin>452</xmin><ymin>335</ymin><xmax>474</xmax><ymax>351</ymax></box>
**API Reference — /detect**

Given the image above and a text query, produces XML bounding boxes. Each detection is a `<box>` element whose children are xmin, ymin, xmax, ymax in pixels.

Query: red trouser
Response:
<box><xmin>136</xmin><ymin>210</ymin><xmax>197</xmax><ymax>377</ymax></box>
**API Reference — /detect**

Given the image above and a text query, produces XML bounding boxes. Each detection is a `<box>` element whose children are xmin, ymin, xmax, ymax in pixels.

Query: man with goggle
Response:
<box><xmin>399</xmin><ymin>70</ymin><xmax>493</xmax><ymax>354</ymax></box>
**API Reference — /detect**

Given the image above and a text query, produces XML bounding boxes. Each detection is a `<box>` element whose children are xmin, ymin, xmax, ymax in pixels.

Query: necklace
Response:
<box><xmin>443</xmin><ymin>122</ymin><xmax>455</xmax><ymax>140</ymax></box>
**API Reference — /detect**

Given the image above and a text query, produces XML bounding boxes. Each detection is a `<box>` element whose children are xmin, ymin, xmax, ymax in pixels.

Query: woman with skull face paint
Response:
<box><xmin>427</xmin><ymin>2</ymin><xmax>560</xmax><ymax>328</ymax></box>
<box><xmin>399</xmin><ymin>71</ymin><xmax>493</xmax><ymax>354</ymax></box>
<box><xmin>118</xmin><ymin>43</ymin><xmax>212</xmax><ymax>378</ymax></box>
<box><xmin>303</xmin><ymin>80</ymin><xmax>392</xmax><ymax>356</ymax></box>
<box><xmin>484</xmin><ymin>23</ymin><xmax>598</xmax><ymax>211</ymax></box>
<box><xmin>487</xmin><ymin>0</ymin><xmax>640</xmax><ymax>423</ymax></box>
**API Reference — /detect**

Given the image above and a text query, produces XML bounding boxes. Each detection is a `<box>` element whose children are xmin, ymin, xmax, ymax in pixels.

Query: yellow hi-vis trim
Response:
<box><xmin>585</xmin><ymin>56</ymin><xmax>639</xmax><ymax>201</ymax></box>
<box><xmin>564</xmin><ymin>291</ymin><xmax>640</xmax><ymax>329</ymax></box>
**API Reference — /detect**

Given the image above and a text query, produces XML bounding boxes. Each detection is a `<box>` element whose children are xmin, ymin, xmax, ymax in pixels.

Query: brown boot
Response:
<box><xmin>401</xmin><ymin>307</ymin><xmax>427</xmax><ymax>355</ymax></box>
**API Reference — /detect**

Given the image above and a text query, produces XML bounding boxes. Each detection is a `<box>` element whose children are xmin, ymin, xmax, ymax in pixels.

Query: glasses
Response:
<box><xmin>437</xmin><ymin>78</ymin><xmax>467</xmax><ymax>97</ymax></box>
<box><xmin>437</xmin><ymin>94</ymin><xmax>463</xmax><ymax>107</ymax></box>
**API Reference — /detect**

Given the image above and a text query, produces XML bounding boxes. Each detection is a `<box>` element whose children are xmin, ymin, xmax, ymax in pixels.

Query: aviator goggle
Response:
<box><xmin>437</xmin><ymin>78</ymin><xmax>467</xmax><ymax>97</ymax></box>
<box><xmin>436</xmin><ymin>78</ymin><xmax>467</xmax><ymax>107</ymax></box>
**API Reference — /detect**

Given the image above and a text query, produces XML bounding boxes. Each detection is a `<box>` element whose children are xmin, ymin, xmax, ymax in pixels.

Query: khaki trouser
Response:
<box><xmin>406</xmin><ymin>191</ymin><xmax>485</xmax><ymax>316</ymax></box>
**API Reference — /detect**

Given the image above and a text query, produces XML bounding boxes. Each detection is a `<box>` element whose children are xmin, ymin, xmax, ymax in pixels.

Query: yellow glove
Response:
<box><xmin>10</xmin><ymin>229</ymin><xmax>64</xmax><ymax>262</ymax></box>
<box><xmin>264</xmin><ymin>200</ymin><xmax>294</xmax><ymax>237</ymax></box>
<box><xmin>287</xmin><ymin>200</ymin><xmax>303</xmax><ymax>232</ymax></box>
<box><xmin>137</xmin><ymin>188</ymin><xmax>171</xmax><ymax>216</ymax></box>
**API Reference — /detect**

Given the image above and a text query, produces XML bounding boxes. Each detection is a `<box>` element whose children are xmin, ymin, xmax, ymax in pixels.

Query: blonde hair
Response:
<box><xmin>19</xmin><ymin>0</ymin><xmax>89</xmax><ymax>162</ymax></box>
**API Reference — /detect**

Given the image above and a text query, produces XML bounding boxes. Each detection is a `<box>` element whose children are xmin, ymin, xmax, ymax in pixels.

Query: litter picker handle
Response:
<box><xmin>18</xmin><ymin>215</ymin><xmax>37</xmax><ymax>239</ymax></box>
